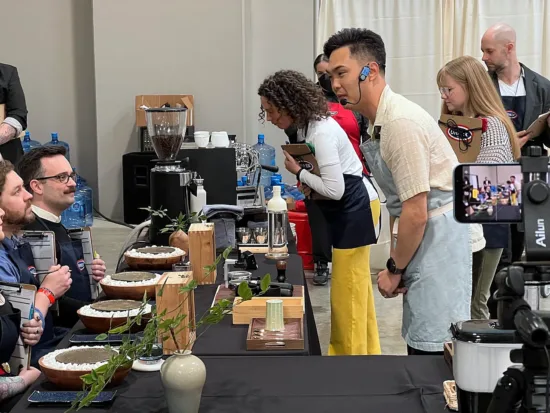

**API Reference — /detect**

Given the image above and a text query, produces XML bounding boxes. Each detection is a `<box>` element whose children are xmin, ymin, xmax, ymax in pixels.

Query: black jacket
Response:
<box><xmin>490</xmin><ymin>63</ymin><xmax>550</xmax><ymax>153</ymax></box>
<box><xmin>0</xmin><ymin>63</ymin><xmax>27</xmax><ymax>164</ymax></box>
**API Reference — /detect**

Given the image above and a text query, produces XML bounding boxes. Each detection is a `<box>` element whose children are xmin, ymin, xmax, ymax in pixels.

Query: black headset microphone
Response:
<box><xmin>338</xmin><ymin>65</ymin><xmax>371</xmax><ymax>106</ymax></box>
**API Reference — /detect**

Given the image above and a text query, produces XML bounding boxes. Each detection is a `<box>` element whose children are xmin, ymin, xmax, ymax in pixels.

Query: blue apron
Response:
<box><xmin>2</xmin><ymin>239</ymin><xmax>67</xmax><ymax>366</ymax></box>
<box><xmin>34</xmin><ymin>217</ymin><xmax>92</xmax><ymax>303</ymax></box>
<box><xmin>361</xmin><ymin>137</ymin><xmax>472</xmax><ymax>352</ymax></box>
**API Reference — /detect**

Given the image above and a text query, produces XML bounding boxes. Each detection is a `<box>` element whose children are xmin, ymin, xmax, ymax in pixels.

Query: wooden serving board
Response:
<box><xmin>246</xmin><ymin>318</ymin><xmax>304</xmax><ymax>351</ymax></box>
<box><xmin>232</xmin><ymin>286</ymin><xmax>304</xmax><ymax>325</ymax></box>
<box><xmin>238</xmin><ymin>245</ymin><xmax>288</xmax><ymax>254</ymax></box>
<box><xmin>211</xmin><ymin>284</ymin><xmax>304</xmax><ymax>307</ymax></box>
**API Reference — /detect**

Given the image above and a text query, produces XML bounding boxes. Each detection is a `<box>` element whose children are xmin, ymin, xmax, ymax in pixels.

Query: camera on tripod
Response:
<box><xmin>453</xmin><ymin>146</ymin><xmax>550</xmax><ymax>413</ymax></box>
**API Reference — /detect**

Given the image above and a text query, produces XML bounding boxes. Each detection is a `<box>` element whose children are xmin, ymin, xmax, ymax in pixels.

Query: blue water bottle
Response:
<box><xmin>252</xmin><ymin>134</ymin><xmax>276</xmax><ymax>189</ymax></box>
<box><xmin>21</xmin><ymin>132</ymin><xmax>41</xmax><ymax>153</ymax></box>
<box><xmin>61</xmin><ymin>192</ymin><xmax>86</xmax><ymax>229</ymax></box>
<box><xmin>45</xmin><ymin>133</ymin><xmax>70</xmax><ymax>161</ymax></box>
<box><xmin>75</xmin><ymin>172</ymin><xmax>93</xmax><ymax>227</ymax></box>
<box><xmin>61</xmin><ymin>172</ymin><xmax>86</xmax><ymax>229</ymax></box>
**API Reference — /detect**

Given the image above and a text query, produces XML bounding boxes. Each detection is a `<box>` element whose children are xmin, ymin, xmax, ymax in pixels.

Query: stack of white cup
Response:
<box><xmin>194</xmin><ymin>131</ymin><xmax>210</xmax><ymax>148</ymax></box>
<box><xmin>211</xmin><ymin>131</ymin><xmax>230</xmax><ymax>148</ymax></box>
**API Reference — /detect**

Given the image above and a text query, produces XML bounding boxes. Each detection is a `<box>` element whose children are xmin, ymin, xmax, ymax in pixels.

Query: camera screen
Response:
<box><xmin>455</xmin><ymin>164</ymin><xmax>523</xmax><ymax>223</ymax></box>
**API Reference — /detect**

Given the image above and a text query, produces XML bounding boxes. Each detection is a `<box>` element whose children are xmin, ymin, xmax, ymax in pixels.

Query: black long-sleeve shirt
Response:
<box><xmin>0</xmin><ymin>64</ymin><xmax>27</xmax><ymax>131</ymax></box>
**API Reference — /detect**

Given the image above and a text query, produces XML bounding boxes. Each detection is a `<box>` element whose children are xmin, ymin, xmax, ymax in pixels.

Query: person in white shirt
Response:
<box><xmin>258</xmin><ymin>69</ymin><xmax>380</xmax><ymax>355</ymax></box>
<box><xmin>324</xmin><ymin>28</ymin><xmax>471</xmax><ymax>355</ymax></box>
<box><xmin>17</xmin><ymin>146</ymin><xmax>106</xmax><ymax>328</ymax></box>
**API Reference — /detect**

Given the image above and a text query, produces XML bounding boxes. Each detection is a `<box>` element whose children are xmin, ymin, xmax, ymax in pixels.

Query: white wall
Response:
<box><xmin>244</xmin><ymin>0</ymin><xmax>316</xmax><ymax>183</ymax></box>
<box><xmin>468</xmin><ymin>165</ymin><xmax>522</xmax><ymax>188</ymax></box>
<box><xmin>93</xmin><ymin>0</ymin><xmax>247</xmax><ymax>218</ymax></box>
<box><xmin>0</xmin><ymin>0</ymin><xmax>98</xmax><ymax>201</ymax></box>
<box><xmin>0</xmin><ymin>0</ymin><xmax>316</xmax><ymax>219</ymax></box>
<box><xmin>93</xmin><ymin>0</ymin><xmax>315</xmax><ymax>218</ymax></box>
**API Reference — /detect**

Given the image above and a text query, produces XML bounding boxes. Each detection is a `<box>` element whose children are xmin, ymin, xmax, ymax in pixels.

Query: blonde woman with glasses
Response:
<box><xmin>437</xmin><ymin>55</ymin><xmax>520</xmax><ymax>320</ymax></box>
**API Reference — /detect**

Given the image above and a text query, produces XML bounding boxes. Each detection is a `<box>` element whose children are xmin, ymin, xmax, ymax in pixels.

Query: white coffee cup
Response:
<box><xmin>211</xmin><ymin>131</ymin><xmax>229</xmax><ymax>148</ymax></box>
<box><xmin>194</xmin><ymin>131</ymin><xmax>210</xmax><ymax>148</ymax></box>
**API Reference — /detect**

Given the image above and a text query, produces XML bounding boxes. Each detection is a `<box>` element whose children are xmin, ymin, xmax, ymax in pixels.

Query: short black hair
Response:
<box><xmin>314</xmin><ymin>53</ymin><xmax>328</xmax><ymax>70</ymax></box>
<box><xmin>17</xmin><ymin>146</ymin><xmax>67</xmax><ymax>192</ymax></box>
<box><xmin>323</xmin><ymin>28</ymin><xmax>386</xmax><ymax>72</ymax></box>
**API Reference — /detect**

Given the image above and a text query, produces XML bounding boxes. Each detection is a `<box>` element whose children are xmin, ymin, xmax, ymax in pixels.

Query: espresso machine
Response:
<box><xmin>146</xmin><ymin>107</ymin><xmax>193</xmax><ymax>245</ymax></box>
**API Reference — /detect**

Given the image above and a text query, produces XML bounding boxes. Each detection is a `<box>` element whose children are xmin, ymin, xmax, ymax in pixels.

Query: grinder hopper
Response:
<box><xmin>145</xmin><ymin>107</ymin><xmax>188</xmax><ymax>162</ymax></box>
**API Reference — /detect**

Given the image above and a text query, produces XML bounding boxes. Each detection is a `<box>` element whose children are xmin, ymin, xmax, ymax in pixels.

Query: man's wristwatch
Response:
<box><xmin>386</xmin><ymin>257</ymin><xmax>406</xmax><ymax>275</ymax></box>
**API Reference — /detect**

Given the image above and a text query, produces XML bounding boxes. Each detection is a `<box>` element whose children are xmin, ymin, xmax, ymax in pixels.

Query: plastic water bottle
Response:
<box><xmin>45</xmin><ymin>133</ymin><xmax>70</xmax><ymax>161</ymax></box>
<box><xmin>253</xmin><ymin>134</ymin><xmax>276</xmax><ymax>189</ymax></box>
<box><xmin>21</xmin><ymin>132</ymin><xmax>41</xmax><ymax>153</ymax></box>
<box><xmin>75</xmin><ymin>172</ymin><xmax>93</xmax><ymax>227</ymax></box>
<box><xmin>61</xmin><ymin>187</ymin><xmax>87</xmax><ymax>229</ymax></box>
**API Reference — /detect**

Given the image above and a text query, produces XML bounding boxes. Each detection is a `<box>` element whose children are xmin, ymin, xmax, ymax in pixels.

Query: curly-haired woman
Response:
<box><xmin>258</xmin><ymin>70</ymin><xmax>380</xmax><ymax>355</ymax></box>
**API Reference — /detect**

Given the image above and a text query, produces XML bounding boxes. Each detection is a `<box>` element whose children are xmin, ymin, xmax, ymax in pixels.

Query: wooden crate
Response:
<box><xmin>232</xmin><ymin>286</ymin><xmax>304</xmax><ymax>325</ymax></box>
<box><xmin>188</xmin><ymin>222</ymin><xmax>216</xmax><ymax>285</ymax></box>
<box><xmin>155</xmin><ymin>272</ymin><xmax>196</xmax><ymax>355</ymax></box>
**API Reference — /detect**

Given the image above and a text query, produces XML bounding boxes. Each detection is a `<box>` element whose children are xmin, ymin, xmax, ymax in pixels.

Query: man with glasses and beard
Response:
<box><xmin>0</xmin><ymin>160</ymin><xmax>72</xmax><ymax>366</ymax></box>
<box><xmin>17</xmin><ymin>146</ymin><xmax>106</xmax><ymax>328</ymax></box>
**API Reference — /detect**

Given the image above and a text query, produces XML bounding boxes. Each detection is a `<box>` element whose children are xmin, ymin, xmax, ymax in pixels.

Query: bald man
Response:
<box><xmin>481</xmin><ymin>23</ymin><xmax>550</xmax><ymax>153</ymax></box>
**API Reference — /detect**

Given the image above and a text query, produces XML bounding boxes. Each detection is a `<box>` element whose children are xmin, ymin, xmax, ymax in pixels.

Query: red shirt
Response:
<box><xmin>327</xmin><ymin>101</ymin><xmax>369</xmax><ymax>176</ymax></box>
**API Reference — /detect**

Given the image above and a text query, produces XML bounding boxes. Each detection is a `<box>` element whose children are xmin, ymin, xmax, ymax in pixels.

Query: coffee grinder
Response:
<box><xmin>146</xmin><ymin>107</ymin><xmax>193</xmax><ymax>246</ymax></box>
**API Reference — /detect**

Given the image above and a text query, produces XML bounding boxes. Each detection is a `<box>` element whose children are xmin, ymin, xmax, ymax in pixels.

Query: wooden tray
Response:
<box><xmin>246</xmin><ymin>318</ymin><xmax>304</xmax><ymax>351</ymax></box>
<box><xmin>231</xmin><ymin>286</ymin><xmax>304</xmax><ymax>325</ymax></box>
<box><xmin>238</xmin><ymin>245</ymin><xmax>288</xmax><ymax>254</ymax></box>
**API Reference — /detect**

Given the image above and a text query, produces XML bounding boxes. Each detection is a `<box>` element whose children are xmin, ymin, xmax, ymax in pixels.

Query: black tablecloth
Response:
<box><xmin>57</xmin><ymin>253</ymin><xmax>320</xmax><ymax>358</ymax></box>
<box><xmin>192</xmin><ymin>253</ymin><xmax>320</xmax><ymax>356</ymax></box>
<box><xmin>11</xmin><ymin>355</ymin><xmax>451</xmax><ymax>413</ymax></box>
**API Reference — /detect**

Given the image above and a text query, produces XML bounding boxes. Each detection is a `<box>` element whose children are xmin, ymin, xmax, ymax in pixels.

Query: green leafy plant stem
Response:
<box><xmin>69</xmin><ymin>245</ymin><xmax>270</xmax><ymax>412</ymax></box>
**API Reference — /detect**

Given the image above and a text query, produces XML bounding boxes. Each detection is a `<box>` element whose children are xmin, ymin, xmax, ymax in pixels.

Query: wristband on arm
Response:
<box><xmin>38</xmin><ymin>287</ymin><xmax>55</xmax><ymax>306</ymax></box>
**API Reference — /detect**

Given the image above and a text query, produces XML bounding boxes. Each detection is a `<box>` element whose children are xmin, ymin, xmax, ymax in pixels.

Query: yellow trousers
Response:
<box><xmin>328</xmin><ymin>199</ymin><xmax>381</xmax><ymax>356</ymax></box>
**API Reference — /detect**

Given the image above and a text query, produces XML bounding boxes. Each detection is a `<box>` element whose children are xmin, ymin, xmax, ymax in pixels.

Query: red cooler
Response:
<box><xmin>289</xmin><ymin>203</ymin><xmax>313</xmax><ymax>270</ymax></box>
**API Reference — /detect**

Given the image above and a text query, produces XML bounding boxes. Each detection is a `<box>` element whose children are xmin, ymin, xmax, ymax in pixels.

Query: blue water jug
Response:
<box><xmin>61</xmin><ymin>189</ymin><xmax>86</xmax><ymax>229</ymax></box>
<box><xmin>252</xmin><ymin>134</ymin><xmax>276</xmax><ymax>189</ymax></box>
<box><xmin>75</xmin><ymin>172</ymin><xmax>93</xmax><ymax>227</ymax></box>
<box><xmin>21</xmin><ymin>132</ymin><xmax>41</xmax><ymax>153</ymax></box>
<box><xmin>45</xmin><ymin>133</ymin><xmax>70</xmax><ymax>161</ymax></box>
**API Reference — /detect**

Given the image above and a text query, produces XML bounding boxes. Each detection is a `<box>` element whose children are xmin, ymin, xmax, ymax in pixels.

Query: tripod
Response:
<box><xmin>487</xmin><ymin>148</ymin><xmax>550</xmax><ymax>412</ymax></box>
<box><xmin>487</xmin><ymin>265</ymin><xmax>550</xmax><ymax>413</ymax></box>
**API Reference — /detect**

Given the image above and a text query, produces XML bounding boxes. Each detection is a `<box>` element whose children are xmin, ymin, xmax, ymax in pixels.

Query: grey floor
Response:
<box><xmin>92</xmin><ymin>218</ymin><xmax>406</xmax><ymax>356</ymax></box>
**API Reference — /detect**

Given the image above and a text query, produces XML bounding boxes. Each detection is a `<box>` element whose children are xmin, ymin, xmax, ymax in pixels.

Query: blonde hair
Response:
<box><xmin>437</xmin><ymin>55</ymin><xmax>520</xmax><ymax>159</ymax></box>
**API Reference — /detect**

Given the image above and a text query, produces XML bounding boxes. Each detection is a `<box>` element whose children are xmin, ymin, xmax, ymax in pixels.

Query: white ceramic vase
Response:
<box><xmin>160</xmin><ymin>350</ymin><xmax>206</xmax><ymax>413</ymax></box>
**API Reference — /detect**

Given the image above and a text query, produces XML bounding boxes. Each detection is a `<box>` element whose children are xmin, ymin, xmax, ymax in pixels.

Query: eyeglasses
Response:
<box><xmin>36</xmin><ymin>172</ymin><xmax>77</xmax><ymax>184</ymax></box>
<box><xmin>439</xmin><ymin>87</ymin><xmax>454</xmax><ymax>96</ymax></box>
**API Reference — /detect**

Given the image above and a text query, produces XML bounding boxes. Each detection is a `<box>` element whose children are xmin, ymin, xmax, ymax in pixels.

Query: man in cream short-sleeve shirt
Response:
<box><xmin>324</xmin><ymin>28</ymin><xmax>472</xmax><ymax>355</ymax></box>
